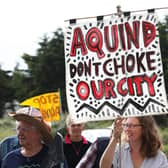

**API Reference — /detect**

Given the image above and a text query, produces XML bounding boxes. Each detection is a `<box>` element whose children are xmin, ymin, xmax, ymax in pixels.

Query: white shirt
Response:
<box><xmin>113</xmin><ymin>143</ymin><xmax>168</xmax><ymax>168</ymax></box>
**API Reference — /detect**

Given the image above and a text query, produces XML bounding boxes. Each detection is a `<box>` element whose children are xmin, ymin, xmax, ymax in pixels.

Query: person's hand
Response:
<box><xmin>112</xmin><ymin>118</ymin><xmax>123</xmax><ymax>141</ymax></box>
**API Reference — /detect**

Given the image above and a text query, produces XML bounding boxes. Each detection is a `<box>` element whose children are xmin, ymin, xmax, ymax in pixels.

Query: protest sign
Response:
<box><xmin>20</xmin><ymin>92</ymin><xmax>61</xmax><ymax>122</ymax></box>
<box><xmin>65</xmin><ymin>12</ymin><xmax>168</xmax><ymax>122</ymax></box>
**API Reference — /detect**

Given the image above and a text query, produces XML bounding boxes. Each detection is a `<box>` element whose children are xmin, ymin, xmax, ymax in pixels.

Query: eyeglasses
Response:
<box><xmin>122</xmin><ymin>123</ymin><xmax>143</xmax><ymax>129</ymax></box>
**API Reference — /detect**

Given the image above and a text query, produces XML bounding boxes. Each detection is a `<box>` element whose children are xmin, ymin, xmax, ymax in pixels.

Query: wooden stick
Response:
<box><xmin>119</xmin><ymin>135</ymin><xmax>122</xmax><ymax>168</ymax></box>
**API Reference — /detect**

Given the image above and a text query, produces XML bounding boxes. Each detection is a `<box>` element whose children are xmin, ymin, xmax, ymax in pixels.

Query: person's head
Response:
<box><xmin>9</xmin><ymin>107</ymin><xmax>53</xmax><ymax>146</ymax></box>
<box><xmin>66</xmin><ymin>114</ymin><xmax>84</xmax><ymax>141</ymax></box>
<box><xmin>122</xmin><ymin>117</ymin><xmax>143</xmax><ymax>142</ymax></box>
<box><xmin>16</xmin><ymin>120</ymin><xmax>42</xmax><ymax>148</ymax></box>
<box><xmin>122</xmin><ymin>116</ymin><xmax>161</xmax><ymax>157</ymax></box>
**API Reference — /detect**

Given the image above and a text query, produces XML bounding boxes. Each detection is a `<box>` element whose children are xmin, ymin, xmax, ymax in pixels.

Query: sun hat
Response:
<box><xmin>8</xmin><ymin>107</ymin><xmax>53</xmax><ymax>144</ymax></box>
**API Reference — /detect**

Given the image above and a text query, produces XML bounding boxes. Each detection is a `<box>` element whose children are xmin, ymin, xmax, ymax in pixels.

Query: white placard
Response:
<box><xmin>64</xmin><ymin>13</ymin><xmax>168</xmax><ymax>122</ymax></box>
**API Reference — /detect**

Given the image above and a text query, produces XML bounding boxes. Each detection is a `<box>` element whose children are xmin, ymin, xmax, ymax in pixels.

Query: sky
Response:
<box><xmin>0</xmin><ymin>0</ymin><xmax>167</xmax><ymax>71</ymax></box>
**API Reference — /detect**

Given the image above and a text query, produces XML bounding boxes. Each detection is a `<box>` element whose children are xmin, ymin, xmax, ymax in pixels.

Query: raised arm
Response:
<box><xmin>99</xmin><ymin>118</ymin><xmax>123</xmax><ymax>168</ymax></box>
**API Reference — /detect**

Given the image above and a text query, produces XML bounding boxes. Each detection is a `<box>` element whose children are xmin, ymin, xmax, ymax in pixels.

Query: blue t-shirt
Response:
<box><xmin>1</xmin><ymin>145</ymin><xmax>48</xmax><ymax>168</ymax></box>
<box><xmin>0</xmin><ymin>135</ymin><xmax>20</xmax><ymax>167</ymax></box>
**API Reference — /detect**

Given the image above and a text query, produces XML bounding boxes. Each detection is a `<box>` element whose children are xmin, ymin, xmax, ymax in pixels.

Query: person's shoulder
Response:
<box><xmin>42</xmin><ymin>144</ymin><xmax>49</xmax><ymax>152</ymax></box>
<box><xmin>156</xmin><ymin>150</ymin><xmax>168</xmax><ymax>160</ymax></box>
<box><xmin>0</xmin><ymin>135</ymin><xmax>18</xmax><ymax>142</ymax></box>
<box><xmin>144</xmin><ymin>150</ymin><xmax>168</xmax><ymax>167</ymax></box>
<box><xmin>0</xmin><ymin>135</ymin><xmax>19</xmax><ymax>149</ymax></box>
<box><xmin>97</xmin><ymin>137</ymin><xmax>110</xmax><ymax>142</ymax></box>
<box><xmin>2</xmin><ymin>148</ymin><xmax>20</xmax><ymax>161</ymax></box>
<box><xmin>0</xmin><ymin>135</ymin><xmax>20</xmax><ymax>156</ymax></box>
<box><xmin>87</xmin><ymin>140</ymin><xmax>92</xmax><ymax>145</ymax></box>
<box><xmin>5</xmin><ymin>148</ymin><xmax>20</xmax><ymax>156</ymax></box>
<box><xmin>96</xmin><ymin>137</ymin><xmax>110</xmax><ymax>153</ymax></box>
<box><xmin>1</xmin><ymin>148</ymin><xmax>21</xmax><ymax>168</ymax></box>
<box><xmin>97</xmin><ymin>137</ymin><xmax>110</xmax><ymax>146</ymax></box>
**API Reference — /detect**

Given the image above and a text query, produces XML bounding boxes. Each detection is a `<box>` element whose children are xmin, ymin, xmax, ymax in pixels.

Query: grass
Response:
<box><xmin>0</xmin><ymin>118</ymin><xmax>16</xmax><ymax>140</ymax></box>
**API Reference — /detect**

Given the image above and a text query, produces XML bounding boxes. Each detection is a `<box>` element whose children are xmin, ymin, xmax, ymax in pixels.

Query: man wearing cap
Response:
<box><xmin>1</xmin><ymin>107</ymin><xmax>53</xmax><ymax>168</ymax></box>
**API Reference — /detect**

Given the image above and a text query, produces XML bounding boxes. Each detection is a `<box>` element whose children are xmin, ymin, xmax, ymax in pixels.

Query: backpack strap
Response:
<box><xmin>41</xmin><ymin>132</ymin><xmax>65</xmax><ymax>168</ymax></box>
<box><xmin>93</xmin><ymin>137</ymin><xmax>110</xmax><ymax>168</ymax></box>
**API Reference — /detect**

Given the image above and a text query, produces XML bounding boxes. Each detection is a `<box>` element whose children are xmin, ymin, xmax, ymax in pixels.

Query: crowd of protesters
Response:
<box><xmin>0</xmin><ymin>107</ymin><xmax>168</xmax><ymax>168</ymax></box>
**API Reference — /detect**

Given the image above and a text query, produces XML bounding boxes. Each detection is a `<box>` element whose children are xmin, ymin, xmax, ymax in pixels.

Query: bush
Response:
<box><xmin>161</xmin><ymin>128</ymin><xmax>168</xmax><ymax>156</ymax></box>
<box><xmin>0</xmin><ymin>118</ymin><xmax>16</xmax><ymax>141</ymax></box>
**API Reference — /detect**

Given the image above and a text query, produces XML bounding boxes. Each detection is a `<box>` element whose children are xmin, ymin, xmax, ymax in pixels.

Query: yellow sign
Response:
<box><xmin>20</xmin><ymin>92</ymin><xmax>61</xmax><ymax>122</ymax></box>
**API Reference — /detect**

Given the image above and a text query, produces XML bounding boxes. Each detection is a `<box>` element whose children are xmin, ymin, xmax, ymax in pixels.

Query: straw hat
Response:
<box><xmin>9</xmin><ymin>107</ymin><xmax>53</xmax><ymax>144</ymax></box>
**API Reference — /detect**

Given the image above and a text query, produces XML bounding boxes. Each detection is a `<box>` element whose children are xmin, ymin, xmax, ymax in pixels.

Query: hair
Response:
<box><xmin>66</xmin><ymin>114</ymin><xmax>73</xmax><ymax>127</ymax></box>
<box><xmin>137</xmin><ymin>116</ymin><xmax>162</xmax><ymax>157</ymax></box>
<box><xmin>66</xmin><ymin>114</ymin><xmax>84</xmax><ymax>127</ymax></box>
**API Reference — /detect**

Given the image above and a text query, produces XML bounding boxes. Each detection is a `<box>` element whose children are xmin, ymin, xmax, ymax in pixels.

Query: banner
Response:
<box><xmin>20</xmin><ymin>92</ymin><xmax>61</xmax><ymax>122</ymax></box>
<box><xmin>64</xmin><ymin>12</ymin><xmax>168</xmax><ymax>122</ymax></box>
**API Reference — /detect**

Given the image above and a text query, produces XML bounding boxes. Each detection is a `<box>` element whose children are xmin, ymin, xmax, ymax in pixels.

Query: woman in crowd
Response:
<box><xmin>100</xmin><ymin>116</ymin><xmax>168</xmax><ymax>168</ymax></box>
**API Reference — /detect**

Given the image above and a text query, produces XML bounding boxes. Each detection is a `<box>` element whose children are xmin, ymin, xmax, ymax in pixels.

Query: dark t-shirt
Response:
<box><xmin>1</xmin><ymin>145</ymin><xmax>48</xmax><ymax>168</ymax></box>
<box><xmin>64</xmin><ymin>140</ymin><xmax>91</xmax><ymax>168</ymax></box>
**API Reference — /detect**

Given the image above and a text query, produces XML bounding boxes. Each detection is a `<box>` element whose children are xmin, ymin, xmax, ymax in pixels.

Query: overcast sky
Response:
<box><xmin>0</xmin><ymin>0</ymin><xmax>167</xmax><ymax>71</ymax></box>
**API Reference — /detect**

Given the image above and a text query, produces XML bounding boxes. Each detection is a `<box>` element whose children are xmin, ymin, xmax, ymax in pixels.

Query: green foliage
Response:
<box><xmin>24</xmin><ymin>29</ymin><xmax>65</xmax><ymax>91</ymax></box>
<box><xmin>161</xmin><ymin>128</ymin><xmax>168</xmax><ymax>157</ymax></box>
<box><xmin>163</xmin><ymin>145</ymin><xmax>168</xmax><ymax>158</ymax></box>
<box><xmin>154</xmin><ymin>115</ymin><xmax>168</xmax><ymax>127</ymax></box>
<box><xmin>11</xmin><ymin>70</ymin><xmax>32</xmax><ymax>101</ymax></box>
<box><xmin>84</xmin><ymin>120</ymin><xmax>113</xmax><ymax>129</ymax></box>
<box><xmin>159</xmin><ymin>16</ymin><xmax>168</xmax><ymax>94</ymax></box>
<box><xmin>11</xmin><ymin>28</ymin><xmax>67</xmax><ymax>112</ymax></box>
<box><xmin>0</xmin><ymin>118</ymin><xmax>16</xmax><ymax>140</ymax></box>
<box><xmin>159</xmin><ymin>16</ymin><xmax>168</xmax><ymax>58</ymax></box>
<box><xmin>0</xmin><ymin>70</ymin><xmax>15</xmax><ymax>117</ymax></box>
<box><xmin>161</xmin><ymin>128</ymin><xmax>168</xmax><ymax>145</ymax></box>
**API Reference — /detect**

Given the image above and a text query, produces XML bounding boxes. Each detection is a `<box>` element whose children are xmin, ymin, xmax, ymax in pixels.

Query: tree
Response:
<box><xmin>153</xmin><ymin>16</ymin><xmax>168</xmax><ymax>126</ymax></box>
<box><xmin>159</xmin><ymin>16</ymin><xmax>168</xmax><ymax>96</ymax></box>
<box><xmin>12</xmin><ymin>28</ymin><xmax>67</xmax><ymax>111</ymax></box>
<box><xmin>159</xmin><ymin>16</ymin><xmax>168</xmax><ymax>58</ymax></box>
<box><xmin>0</xmin><ymin>69</ymin><xmax>15</xmax><ymax>117</ymax></box>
